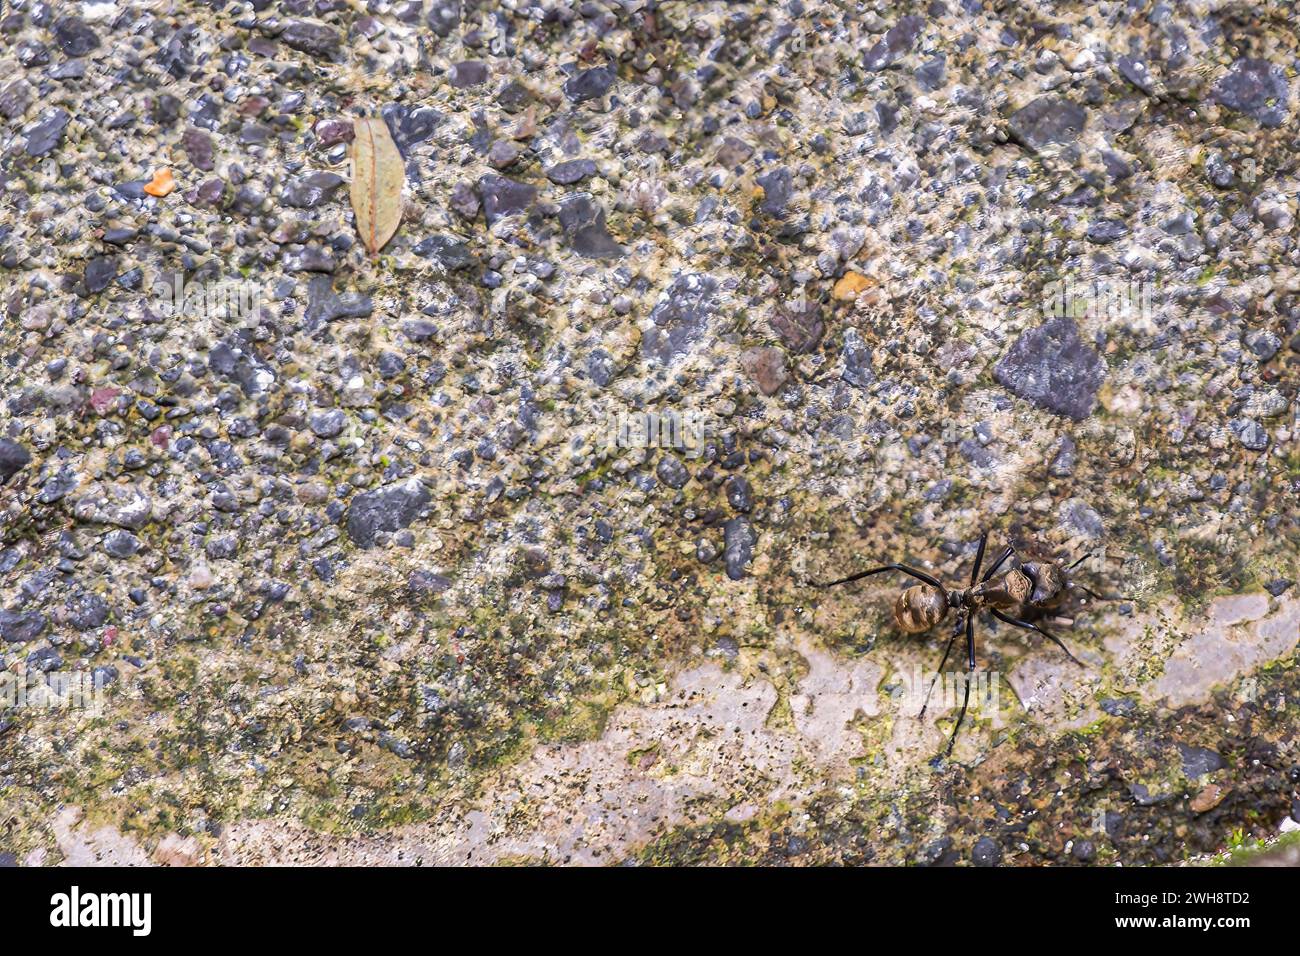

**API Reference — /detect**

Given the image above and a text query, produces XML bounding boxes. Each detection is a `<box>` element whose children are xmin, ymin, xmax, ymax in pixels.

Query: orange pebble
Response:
<box><xmin>832</xmin><ymin>271</ymin><xmax>875</xmax><ymax>301</ymax></box>
<box><xmin>143</xmin><ymin>168</ymin><xmax>175</xmax><ymax>197</ymax></box>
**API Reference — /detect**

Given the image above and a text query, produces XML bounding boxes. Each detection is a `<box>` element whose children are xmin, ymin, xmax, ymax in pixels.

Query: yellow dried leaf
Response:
<box><xmin>350</xmin><ymin>117</ymin><xmax>404</xmax><ymax>256</ymax></box>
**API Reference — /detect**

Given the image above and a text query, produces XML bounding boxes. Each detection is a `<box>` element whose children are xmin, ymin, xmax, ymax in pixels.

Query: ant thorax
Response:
<box><xmin>971</xmin><ymin>568</ymin><xmax>1033</xmax><ymax>610</ymax></box>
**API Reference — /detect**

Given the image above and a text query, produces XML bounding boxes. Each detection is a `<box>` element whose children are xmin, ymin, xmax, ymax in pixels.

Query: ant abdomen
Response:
<box><xmin>894</xmin><ymin>584</ymin><xmax>948</xmax><ymax>634</ymax></box>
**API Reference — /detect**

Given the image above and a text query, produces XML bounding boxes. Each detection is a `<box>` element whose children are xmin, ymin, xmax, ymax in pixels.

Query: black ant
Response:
<box><xmin>816</xmin><ymin>532</ymin><xmax>1120</xmax><ymax>760</ymax></box>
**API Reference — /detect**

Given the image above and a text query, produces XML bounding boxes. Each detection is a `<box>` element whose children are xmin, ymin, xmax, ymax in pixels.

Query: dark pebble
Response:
<box><xmin>970</xmin><ymin>837</ymin><xmax>1002</xmax><ymax>867</ymax></box>
<box><xmin>0</xmin><ymin>439</ymin><xmax>32</xmax><ymax>483</ymax></box>
<box><xmin>0</xmin><ymin>609</ymin><xmax>48</xmax><ymax>644</ymax></box>
<box><xmin>723</xmin><ymin>517</ymin><xmax>756</xmax><ymax>581</ymax></box>
<box><xmin>346</xmin><ymin>479</ymin><xmax>432</xmax><ymax>549</ymax></box>
<box><xmin>993</xmin><ymin>317</ymin><xmax>1105</xmax><ymax>421</ymax></box>
<box><xmin>558</xmin><ymin>194</ymin><xmax>623</xmax><ymax>259</ymax></box>
<box><xmin>1213</xmin><ymin>57</ymin><xmax>1290</xmax><ymax>128</ymax></box>
<box><xmin>84</xmin><ymin>256</ymin><xmax>118</xmax><ymax>294</ymax></box>
<box><xmin>755</xmin><ymin>167</ymin><xmax>792</xmax><ymax>217</ymax></box>
<box><xmin>53</xmin><ymin>16</ymin><xmax>100</xmax><ymax>57</ymax></box>
<box><xmin>564</xmin><ymin>65</ymin><xmax>615</xmax><ymax>103</ymax></box>
<box><xmin>641</xmin><ymin>273</ymin><xmax>718</xmax><ymax>366</ymax></box>
<box><xmin>1177</xmin><ymin>743</ymin><xmax>1225</xmax><ymax>779</ymax></box>
<box><xmin>918</xmin><ymin>836</ymin><xmax>956</xmax><ymax>866</ymax></box>
<box><xmin>280</xmin><ymin>19</ymin><xmax>341</xmax><ymax>60</ymax></box>
<box><xmin>310</xmin><ymin>409</ymin><xmax>346</xmax><ymax>438</ymax></box>
<box><xmin>1229</xmin><ymin>418</ymin><xmax>1268</xmax><ymax>452</ymax></box>
<box><xmin>546</xmin><ymin>159</ymin><xmax>597</xmax><ymax>185</ymax></box>
<box><xmin>381</xmin><ymin>103</ymin><xmax>441</xmax><ymax>156</ymax></box>
<box><xmin>863</xmin><ymin>15</ymin><xmax>922</xmax><ymax>71</ymax></box>
<box><xmin>1086</xmin><ymin>219</ymin><xmax>1128</xmax><ymax>244</ymax></box>
<box><xmin>656</xmin><ymin>454</ymin><xmax>690</xmax><ymax>490</ymax></box>
<box><xmin>413</xmin><ymin>235</ymin><xmax>473</xmax><ymax>271</ymax></box>
<box><xmin>1007</xmin><ymin>95</ymin><xmax>1087</xmax><ymax>151</ymax></box>
<box><xmin>449</xmin><ymin>61</ymin><xmax>489</xmax><ymax>87</ymax></box>
<box><xmin>24</xmin><ymin>109</ymin><xmax>69</xmax><ymax>156</ymax></box>
<box><xmin>725</xmin><ymin>475</ymin><xmax>754</xmax><ymax>513</ymax></box>
<box><xmin>478</xmin><ymin>174</ymin><xmax>537</xmax><ymax>225</ymax></box>
<box><xmin>282</xmin><ymin>171</ymin><xmax>344</xmax><ymax>208</ymax></box>
<box><xmin>102</xmin><ymin>530</ymin><xmax>141</xmax><ymax>559</ymax></box>
<box><xmin>305</xmin><ymin>276</ymin><xmax>374</xmax><ymax>329</ymax></box>
<box><xmin>64</xmin><ymin>592</ymin><xmax>108</xmax><ymax>631</ymax></box>
<box><xmin>841</xmin><ymin>329</ymin><xmax>874</xmax><ymax>387</ymax></box>
<box><xmin>27</xmin><ymin>646</ymin><xmax>63</xmax><ymax>673</ymax></box>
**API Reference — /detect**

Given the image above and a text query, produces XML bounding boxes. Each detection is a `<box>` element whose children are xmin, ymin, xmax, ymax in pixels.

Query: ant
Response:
<box><xmin>816</xmin><ymin>531</ymin><xmax>1120</xmax><ymax>760</ymax></box>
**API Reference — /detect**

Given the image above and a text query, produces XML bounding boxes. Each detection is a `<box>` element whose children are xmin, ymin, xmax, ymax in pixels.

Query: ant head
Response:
<box><xmin>894</xmin><ymin>584</ymin><xmax>948</xmax><ymax>634</ymax></box>
<box><xmin>1020</xmin><ymin>561</ymin><xmax>1064</xmax><ymax>606</ymax></box>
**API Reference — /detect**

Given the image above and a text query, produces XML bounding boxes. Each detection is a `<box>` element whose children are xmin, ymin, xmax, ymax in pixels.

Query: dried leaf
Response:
<box><xmin>350</xmin><ymin>117</ymin><xmax>403</xmax><ymax>256</ymax></box>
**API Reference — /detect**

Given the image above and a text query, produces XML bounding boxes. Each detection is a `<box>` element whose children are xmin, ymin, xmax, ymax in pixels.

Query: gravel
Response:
<box><xmin>1</xmin><ymin>0</ymin><xmax>1295</xmax><ymax>868</ymax></box>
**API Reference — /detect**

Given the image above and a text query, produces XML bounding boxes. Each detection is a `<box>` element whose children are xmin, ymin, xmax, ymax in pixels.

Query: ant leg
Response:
<box><xmin>981</xmin><ymin>546</ymin><xmax>1016</xmax><ymax>582</ymax></box>
<box><xmin>970</xmin><ymin>532</ymin><xmax>988</xmax><ymax>586</ymax></box>
<box><xmin>990</xmin><ymin>608</ymin><xmax>1084</xmax><ymax>666</ymax></box>
<box><xmin>1069</xmin><ymin>581</ymin><xmax>1135</xmax><ymax>602</ymax></box>
<box><xmin>816</xmin><ymin>563</ymin><xmax>943</xmax><ymax>590</ymax></box>
<box><xmin>943</xmin><ymin>612</ymin><xmax>976</xmax><ymax>757</ymax></box>
<box><xmin>1067</xmin><ymin>552</ymin><xmax>1094</xmax><ymax>571</ymax></box>
<box><xmin>920</xmin><ymin>616</ymin><xmax>962</xmax><ymax>718</ymax></box>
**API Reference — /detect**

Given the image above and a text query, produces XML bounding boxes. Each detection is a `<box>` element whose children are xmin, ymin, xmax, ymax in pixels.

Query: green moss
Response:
<box><xmin>537</xmin><ymin>693</ymin><xmax>617</xmax><ymax>745</ymax></box>
<box><xmin>1214</xmin><ymin>828</ymin><xmax>1300</xmax><ymax>866</ymax></box>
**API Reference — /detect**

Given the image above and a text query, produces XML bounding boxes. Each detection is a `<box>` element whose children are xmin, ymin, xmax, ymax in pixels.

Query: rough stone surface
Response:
<box><xmin>1007</xmin><ymin>96</ymin><xmax>1087</xmax><ymax>151</ymax></box>
<box><xmin>1213</xmin><ymin>58</ymin><xmax>1291</xmax><ymax>128</ymax></box>
<box><xmin>280</xmin><ymin>20</ymin><xmax>341</xmax><ymax>60</ymax></box>
<box><xmin>1</xmin><ymin>1</ymin><xmax>1297</xmax><ymax>871</ymax></box>
<box><xmin>641</xmin><ymin>274</ymin><xmax>718</xmax><ymax>365</ymax></box>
